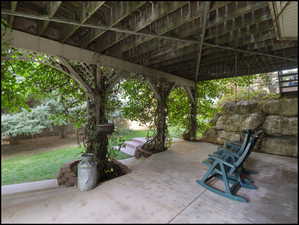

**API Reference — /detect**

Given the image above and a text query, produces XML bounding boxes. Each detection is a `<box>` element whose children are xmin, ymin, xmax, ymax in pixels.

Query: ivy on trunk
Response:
<box><xmin>182</xmin><ymin>86</ymin><xmax>198</xmax><ymax>141</ymax></box>
<box><xmin>137</xmin><ymin>78</ymin><xmax>174</xmax><ymax>157</ymax></box>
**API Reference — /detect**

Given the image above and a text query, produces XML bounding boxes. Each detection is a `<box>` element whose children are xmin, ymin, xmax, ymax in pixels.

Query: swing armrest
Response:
<box><xmin>208</xmin><ymin>155</ymin><xmax>236</xmax><ymax>169</ymax></box>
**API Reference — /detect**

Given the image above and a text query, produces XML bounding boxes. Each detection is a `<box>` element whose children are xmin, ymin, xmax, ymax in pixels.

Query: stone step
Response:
<box><xmin>119</xmin><ymin>146</ymin><xmax>136</xmax><ymax>156</ymax></box>
<box><xmin>130</xmin><ymin>137</ymin><xmax>150</xmax><ymax>143</ymax></box>
<box><xmin>123</xmin><ymin>140</ymin><xmax>144</xmax><ymax>148</ymax></box>
<box><xmin>113</xmin><ymin>137</ymin><xmax>182</xmax><ymax>157</ymax></box>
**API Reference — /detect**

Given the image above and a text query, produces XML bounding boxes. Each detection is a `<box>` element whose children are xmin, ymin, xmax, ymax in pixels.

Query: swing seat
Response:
<box><xmin>213</xmin><ymin>129</ymin><xmax>253</xmax><ymax>158</ymax></box>
<box><xmin>202</xmin><ymin>129</ymin><xmax>259</xmax><ymax>175</ymax></box>
<box><xmin>196</xmin><ymin>131</ymin><xmax>262</xmax><ymax>202</ymax></box>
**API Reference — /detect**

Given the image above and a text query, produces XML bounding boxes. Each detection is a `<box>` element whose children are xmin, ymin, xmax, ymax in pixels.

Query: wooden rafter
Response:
<box><xmin>195</xmin><ymin>2</ymin><xmax>210</xmax><ymax>82</ymax></box>
<box><xmin>8</xmin><ymin>1</ymin><xmax>17</xmax><ymax>27</ymax></box>
<box><xmin>62</xmin><ymin>1</ymin><xmax>105</xmax><ymax>43</ymax></box>
<box><xmin>97</xmin><ymin>1</ymin><xmax>189</xmax><ymax>53</ymax></box>
<box><xmin>39</xmin><ymin>1</ymin><xmax>62</xmax><ymax>35</ymax></box>
<box><xmin>4</xmin><ymin>29</ymin><xmax>194</xmax><ymax>87</ymax></box>
<box><xmin>1</xmin><ymin>9</ymin><xmax>296</xmax><ymax>63</ymax></box>
<box><xmin>112</xmin><ymin>1</ymin><xmax>268</xmax><ymax>60</ymax></box>
<box><xmin>134</xmin><ymin>13</ymin><xmax>273</xmax><ymax>66</ymax></box>
<box><xmin>82</xmin><ymin>1</ymin><xmax>147</xmax><ymax>48</ymax></box>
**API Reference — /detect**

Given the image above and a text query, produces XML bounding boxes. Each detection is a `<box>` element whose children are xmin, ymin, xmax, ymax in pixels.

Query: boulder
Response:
<box><xmin>235</xmin><ymin>100</ymin><xmax>259</xmax><ymax>114</ymax></box>
<box><xmin>224</xmin><ymin>114</ymin><xmax>246</xmax><ymax>132</ymax></box>
<box><xmin>260</xmin><ymin>136</ymin><xmax>298</xmax><ymax>157</ymax></box>
<box><xmin>243</xmin><ymin>113</ymin><xmax>265</xmax><ymax>130</ymax></box>
<box><xmin>57</xmin><ymin>160</ymin><xmax>80</xmax><ymax>187</ymax></box>
<box><xmin>202</xmin><ymin>97</ymin><xmax>297</xmax><ymax>157</ymax></box>
<box><xmin>215</xmin><ymin>115</ymin><xmax>227</xmax><ymax>130</ymax></box>
<box><xmin>263</xmin><ymin>115</ymin><xmax>298</xmax><ymax>136</ymax></box>
<box><xmin>204</xmin><ymin>127</ymin><xmax>218</xmax><ymax>138</ymax></box>
<box><xmin>221</xmin><ymin>101</ymin><xmax>239</xmax><ymax>114</ymax></box>
<box><xmin>261</xmin><ymin>97</ymin><xmax>298</xmax><ymax>116</ymax></box>
<box><xmin>218</xmin><ymin>130</ymin><xmax>240</xmax><ymax>143</ymax></box>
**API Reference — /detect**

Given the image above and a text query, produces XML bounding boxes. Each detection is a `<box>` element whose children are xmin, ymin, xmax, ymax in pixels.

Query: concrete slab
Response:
<box><xmin>170</xmin><ymin>152</ymin><xmax>298</xmax><ymax>224</ymax></box>
<box><xmin>1</xmin><ymin>141</ymin><xmax>297</xmax><ymax>223</ymax></box>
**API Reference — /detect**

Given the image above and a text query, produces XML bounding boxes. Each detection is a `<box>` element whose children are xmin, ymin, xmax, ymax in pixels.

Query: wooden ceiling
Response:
<box><xmin>1</xmin><ymin>1</ymin><xmax>298</xmax><ymax>82</ymax></box>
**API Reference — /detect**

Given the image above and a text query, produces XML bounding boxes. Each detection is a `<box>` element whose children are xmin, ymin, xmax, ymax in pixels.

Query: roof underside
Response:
<box><xmin>1</xmin><ymin>1</ymin><xmax>298</xmax><ymax>82</ymax></box>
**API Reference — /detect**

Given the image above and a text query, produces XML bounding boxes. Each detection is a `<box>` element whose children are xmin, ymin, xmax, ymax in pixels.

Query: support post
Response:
<box><xmin>183</xmin><ymin>85</ymin><xmax>198</xmax><ymax>141</ymax></box>
<box><xmin>136</xmin><ymin>78</ymin><xmax>174</xmax><ymax>157</ymax></box>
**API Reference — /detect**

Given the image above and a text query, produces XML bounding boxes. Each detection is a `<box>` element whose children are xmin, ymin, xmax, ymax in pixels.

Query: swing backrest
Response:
<box><xmin>233</xmin><ymin>130</ymin><xmax>262</xmax><ymax>169</ymax></box>
<box><xmin>241</xmin><ymin>130</ymin><xmax>263</xmax><ymax>164</ymax></box>
<box><xmin>237</xmin><ymin>129</ymin><xmax>253</xmax><ymax>156</ymax></box>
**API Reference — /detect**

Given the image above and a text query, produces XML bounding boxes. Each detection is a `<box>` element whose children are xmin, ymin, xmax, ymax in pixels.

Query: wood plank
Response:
<box><xmin>4</xmin><ymin>29</ymin><xmax>194</xmax><ymax>87</ymax></box>
<box><xmin>82</xmin><ymin>2</ymin><xmax>147</xmax><ymax>48</ymax></box>
<box><xmin>62</xmin><ymin>1</ymin><xmax>105</xmax><ymax>42</ymax></box>
<box><xmin>1</xmin><ymin>9</ymin><xmax>296</xmax><ymax>63</ymax></box>
<box><xmin>39</xmin><ymin>1</ymin><xmax>62</xmax><ymax>35</ymax></box>
<box><xmin>8</xmin><ymin>1</ymin><xmax>17</xmax><ymax>27</ymax></box>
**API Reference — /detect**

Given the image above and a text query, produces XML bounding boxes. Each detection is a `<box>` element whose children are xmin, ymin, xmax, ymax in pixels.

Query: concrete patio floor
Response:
<box><xmin>1</xmin><ymin>141</ymin><xmax>298</xmax><ymax>223</ymax></box>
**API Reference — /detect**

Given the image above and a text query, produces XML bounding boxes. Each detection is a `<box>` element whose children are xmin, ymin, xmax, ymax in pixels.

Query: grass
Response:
<box><xmin>2</xmin><ymin>146</ymin><xmax>83</xmax><ymax>185</ymax></box>
<box><xmin>1</xmin><ymin>129</ymin><xmax>149</xmax><ymax>186</ymax></box>
<box><xmin>1</xmin><ymin>128</ymin><xmax>188</xmax><ymax>185</ymax></box>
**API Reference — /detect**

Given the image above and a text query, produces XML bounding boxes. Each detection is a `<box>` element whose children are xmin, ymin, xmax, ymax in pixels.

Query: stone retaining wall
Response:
<box><xmin>201</xmin><ymin>96</ymin><xmax>298</xmax><ymax>157</ymax></box>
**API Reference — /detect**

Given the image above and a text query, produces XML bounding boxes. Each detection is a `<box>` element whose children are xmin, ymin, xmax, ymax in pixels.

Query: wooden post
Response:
<box><xmin>139</xmin><ymin>78</ymin><xmax>174</xmax><ymax>156</ymax></box>
<box><xmin>183</xmin><ymin>85</ymin><xmax>197</xmax><ymax>141</ymax></box>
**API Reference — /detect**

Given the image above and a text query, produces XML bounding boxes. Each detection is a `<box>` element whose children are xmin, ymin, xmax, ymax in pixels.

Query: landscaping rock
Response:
<box><xmin>218</xmin><ymin>130</ymin><xmax>240</xmax><ymax>143</ymax></box>
<box><xmin>57</xmin><ymin>160</ymin><xmax>80</xmax><ymax>187</ymax></box>
<box><xmin>202</xmin><ymin>96</ymin><xmax>298</xmax><ymax>157</ymax></box>
<box><xmin>235</xmin><ymin>100</ymin><xmax>259</xmax><ymax>114</ymax></box>
<box><xmin>261</xmin><ymin>97</ymin><xmax>298</xmax><ymax>116</ymax></box>
<box><xmin>263</xmin><ymin>115</ymin><xmax>298</xmax><ymax>136</ymax></box>
<box><xmin>223</xmin><ymin>114</ymin><xmax>246</xmax><ymax>132</ymax></box>
<box><xmin>243</xmin><ymin>113</ymin><xmax>265</xmax><ymax>130</ymax></box>
<box><xmin>260</xmin><ymin>136</ymin><xmax>298</xmax><ymax>157</ymax></box>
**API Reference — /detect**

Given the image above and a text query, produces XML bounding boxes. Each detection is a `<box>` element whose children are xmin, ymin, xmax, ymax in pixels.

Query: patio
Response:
<box><xmin>2</xmin><ymin>140</ymin><xmax>297</xmax><ymax>223</ymax></box>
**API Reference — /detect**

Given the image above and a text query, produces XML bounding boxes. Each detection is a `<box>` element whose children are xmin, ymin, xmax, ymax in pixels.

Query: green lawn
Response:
<box><xmin>1</xmin><ymin>129</ymin><xmax>149</xmax><ymax>186</ymax></box>
<box><xmin>1</xmin><ymin>128</ymin><xmax>184</xmax><ymax>185</ymax></box>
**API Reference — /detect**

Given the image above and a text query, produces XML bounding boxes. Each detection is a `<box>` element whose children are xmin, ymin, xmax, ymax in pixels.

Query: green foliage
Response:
<box><xmin>1</xmin><ymin>48</ymin><xmax>88</xmax><ymax>130</ymax></box>
<box><xmin>117</xmin><ymin>74</ymin><xmax>272</xmax><ymax>138</ymax></box>
<box><xmin>217</xmin><ymin>74</ymin><xmax>280</xmax><ymax>105</ymax></box>
<box><xmin>1</xmin><ymin>104</ymin><xmax>53</xmax><ymax>137</ymax></box>
<box><xmin>167</xmin><ymin>87</ymin><xmax>189</xmax><ymax>129</ymax></box>
<box><xmin>119</xmin><ymin>79</ymin><xmax>157</xmax><ymax>127</ymax></box>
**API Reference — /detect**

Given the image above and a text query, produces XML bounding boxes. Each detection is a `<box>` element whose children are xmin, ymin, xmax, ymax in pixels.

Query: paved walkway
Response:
<box><xmin>1</xmin><ymin>141</ymin><xmax>298</xmax><ymax>223</ymax></box>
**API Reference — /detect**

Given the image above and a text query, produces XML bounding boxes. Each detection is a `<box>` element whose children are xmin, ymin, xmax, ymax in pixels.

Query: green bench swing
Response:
<box><xmin>203</xmin><ymin>129</ymin><xmax>258</xmax><ymax>175</ymax></box>
<box><xmin>196</xmin><ymin>130</ymin><xmax>263</xmax><ymax>202</ymax></box>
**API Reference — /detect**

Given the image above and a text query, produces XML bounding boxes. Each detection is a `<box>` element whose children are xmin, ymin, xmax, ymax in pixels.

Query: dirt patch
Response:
<box><xmin>1</xmin><ymin>135</ymin><xmax>79</xmax><ymax>160</ymax></box>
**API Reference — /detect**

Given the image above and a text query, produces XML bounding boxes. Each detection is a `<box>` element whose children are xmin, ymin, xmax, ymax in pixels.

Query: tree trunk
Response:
<box><xmin>183</xmin><ymin>87</ymin><xmax>197</xmax><ymax>141</ymax></box>
<box><xmin>140</xmin><ymin>80</ymin><xmax>173</xmax><ymax>155</ymax></box>
<box><xmin>59</xmin><ymin>125</ymin><xmax>66</xmax><ymax>139</ymax></box>
<box><xmin>85</xmin><ymin>93</ymin><xmax>109</xmax><ymax>180</ymax></box>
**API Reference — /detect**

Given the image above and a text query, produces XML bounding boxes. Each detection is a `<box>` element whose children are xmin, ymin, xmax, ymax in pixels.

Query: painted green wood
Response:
<box><xmin>196</xmin><ymin>130</ymin><xmax>263</xmax><ymax>202</ymax></box>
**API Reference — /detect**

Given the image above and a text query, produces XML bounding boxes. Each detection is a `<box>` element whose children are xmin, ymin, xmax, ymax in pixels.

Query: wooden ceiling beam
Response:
<box><xmin>195</xmin><ymin>2</ymin><xmax>210</xmax><ymax>82</ymax></box>
<box><xmin>39</xmin><ymin>1</ymin><xmax>62</xmax><ymax>35</ymax></box>
<box><xmin>62</xmin><ymin>1</ymin><xmax>105</xmax><ymax>43</ymax></box>
<box><xmin>8</xmin><ymin>1</ymin><xmax>17</xmax><ymax>27</ymax></box>
<box><xmin>96</xmin><ymin>1</ymin><xmax>189</xmax><ymax>53</ymax></box>
<box><xmin>148</xmin><ymin>32</ymin><xmax>278</xmax><ymax>69</ymax></box>
<box><xmin>131</xmin><ymin>13</ymin><xmax>273</xmax><ymax>65</ymax></box>
<box><xmin>1</xmin><ymin>9</ymin><xmax>297</xmax><ymax>63</ymax></box>
<box><xmin>120</xmin><ymin>1</ymin><xmax>268</xmax><ymax>60</ymax></box>
<box><xmin>4</xmin><ymin>29</ymin><xmax>194</xmax><ymax>87</ymax></box>
<box><xmin>81</xmin><ymin>2</ymin><xmax>147</xmax><ymax>48</ymax></box>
